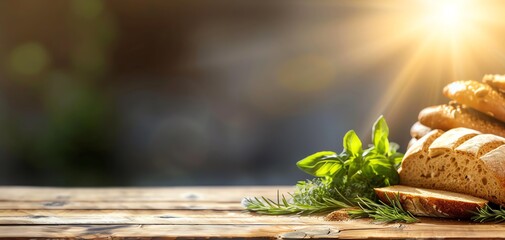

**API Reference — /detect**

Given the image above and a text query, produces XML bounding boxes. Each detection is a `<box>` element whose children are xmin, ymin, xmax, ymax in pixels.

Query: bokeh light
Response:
<box><xmin>8</xmin><ymin>42</ymin><xmax>50</xmax><ymax>77</ymax></box>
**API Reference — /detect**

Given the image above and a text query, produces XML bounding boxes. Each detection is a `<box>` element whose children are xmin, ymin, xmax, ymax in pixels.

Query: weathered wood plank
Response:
<box><xmin>338</xmin><ymin>219</ymin><xmax>505</xmax><ymax>239</ymax></box>
<box><xmin>0</xmin><ymin>209</ymin><xmax>329</xmax><ymax>225</ymax></box>
<box><xmin>0</xmin><ymin>201</ymin><xmax>244</xmax><ymax>210</ymax></box>
<box><xmin>0</xmin><ymin>209</ymin><xmax>496</xmax><ymax>227</ymax></box>
<box><xmin>0</xmin><ymin>224</ymin><xmax>339</xmax><ymax>239</ymax></box>
<box><xmin>0</xmin><ymin>221</ymin><xmax>504</xmax><ymax>239</ymax></box>
<box><xmin>0</xmin><ymin>186</ymin><xmax>292</xmax><ymax>202</ymax></box>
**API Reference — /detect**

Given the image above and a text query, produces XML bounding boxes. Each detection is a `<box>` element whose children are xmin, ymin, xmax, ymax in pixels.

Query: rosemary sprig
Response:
<box><xmin>471</xmin><ymin>204</ymin><xmax>505</xmax><ymax>223</ymax></box>
<box><xmin>243</xmin><ymin>189</ymin><xmax>419</xmax><ymax>223</ymax></box>
<box><xmin>242</xmin><ymin>193</ymin><xmax>352</xmax><ymax>215</ymax></box>
<box><xmin>348</xmin><ymin>194</ymin><xmax>418</xmax><ymax>223</ymax></box>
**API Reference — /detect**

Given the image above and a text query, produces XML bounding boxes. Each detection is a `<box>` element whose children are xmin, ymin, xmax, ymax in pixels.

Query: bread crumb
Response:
<box><xmin>325</xmin><ymin>208</ymin><xmax>358</xmax><ymax>221</ymax></box>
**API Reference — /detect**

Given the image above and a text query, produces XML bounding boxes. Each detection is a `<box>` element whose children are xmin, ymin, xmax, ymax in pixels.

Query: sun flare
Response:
<box><xmin>422</xmin><ymin>0</ymin><xmax>475</xmax><ymax>37</ymax></box>
<box><xmin>431</xmin><ymin>1</ymin><xmax>465</xmax><ymax>29</ymax></box>
<box><xmin>356</xmin><ymin>0</ymin><xmax>504</xmax><ymax>134</ymax></box>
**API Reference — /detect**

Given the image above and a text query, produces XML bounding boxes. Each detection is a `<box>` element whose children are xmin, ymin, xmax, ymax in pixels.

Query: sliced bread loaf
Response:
<box><xmin>374</xmin><ymin>185</ymin><xmax>488</xmax><ymax>218</ymax></box>
<box><xmin>399</xmin><ymin>128</ymin><xmax>505</xmax><ymax>205</ymax></box>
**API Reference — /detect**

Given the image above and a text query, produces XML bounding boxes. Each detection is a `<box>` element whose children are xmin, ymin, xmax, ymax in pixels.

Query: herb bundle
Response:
<box><xmin>243</xmin><ymin>116</ymin><xmax>416</xmax><ymax>222</ymax></box>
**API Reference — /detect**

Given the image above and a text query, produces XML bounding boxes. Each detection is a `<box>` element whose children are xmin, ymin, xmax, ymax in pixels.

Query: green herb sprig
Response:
<box><xmin>349</xmin><ymin>194</ymin><xmax>418</xmax><ymax>223</ymax></box>
<box><xmin>242</xmin><ymin>192</ymin><xmax>352</xmax><ymax>215</ymax></box>
<box><xmin>471</xmin><ymin>205</ymin><xmax>505</xmax><ymax>223</ymax></box>
<box><xmin>243</xmin><ymin>116</ymin><xmax>406</xmax><ymax>220</ymax></box>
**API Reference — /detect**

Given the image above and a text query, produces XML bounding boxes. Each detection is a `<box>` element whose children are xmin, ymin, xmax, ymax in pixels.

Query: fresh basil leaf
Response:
<box><xmin>373</xmin><ymin>162</ymin><xmax>399</xmax><ymax>185</ymax></box>
<box><xmin>361</xmin><ymin>153</ymin><xmax>400</xmax><ymax>186</ymax></box>
<box><xmin>372</xmin><ymin>116</ymin><xmax>390</xmax><ymax>155</ymax></box>
<box><xmin>296</xmin><ymin>151</ymin><xmax>343</xmax><ymax>177</ymax></box>
<box><xmin>312</xmin><ymin>159</ymin><xmax>344</xmax><ymax>178</ymax></box>
<box><xmin>388</xmin><ymin>152</ymin><xmax>404</xmax><ymax>169</ymax></box>
<box><xmin>346</xmin><ymin>155</ymin><xmax>362</xmax><ymax>179</ymax></box>
<box><xmin>343</xmin><ymin>130</ymin><xmax>362</xmax><ymax>157</ymax></box>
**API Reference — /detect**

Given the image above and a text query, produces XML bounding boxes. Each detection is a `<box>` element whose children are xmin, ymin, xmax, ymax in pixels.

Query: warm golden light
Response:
<box><xmin>424</xmin><ymin>0</ymin><xmax>472</xmax><ymax>36</ymax></box>
<box><xmin>434</xmin><ymin>3</ymin><xmax>463</xmax><ymax>28</ymax></box>
<box><xmin>352</xmin><ymin>0</ymin><xmax>503</xmax><ymax>134</ymax></box>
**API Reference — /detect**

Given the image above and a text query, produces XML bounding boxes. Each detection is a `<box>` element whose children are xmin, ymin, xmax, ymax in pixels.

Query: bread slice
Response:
<box><xmin>443</xmin><ymin>80</ymin><xmax>505</xmax><ymax>122</ymax></box>
<box><xmin>418</xmin><ymin>102</ymin><xmax>505</xmax><ymax>138</ymax></box>
<box><xmin>374</xmin><ymin>185</ymin><xmax>488</xmax><ymax>218</ymax></box>
<box><xmin>400</xmin><ymin>128</ymin><xmax>505</xmax><ymax>205</ymax></box>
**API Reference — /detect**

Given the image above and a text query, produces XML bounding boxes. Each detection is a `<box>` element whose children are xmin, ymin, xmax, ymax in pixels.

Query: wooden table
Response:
<box><xmin>0</xmin><ymin>186</ymin><xmax>504</xmax><ymax>239</ymax></box>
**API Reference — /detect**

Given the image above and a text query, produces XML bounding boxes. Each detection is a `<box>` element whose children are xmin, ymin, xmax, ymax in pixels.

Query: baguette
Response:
<box><xmin>443</xmin><ymin>80</ymin><xmax>505</xmax><ymax>122</ymax></box>
<box><xmin>399</xmin><ymin>128</ymin><xmax>505</xmax><ymax>205</ymax></box>
<box><xmin>375</xmin><ymin>185</ymin><xmax>488</xmax><ymax>218</ymax></box>
<box><xmin>418</xmin><ymin>102</ymin><xmax>505</xmax><ymax>138</ymax></box>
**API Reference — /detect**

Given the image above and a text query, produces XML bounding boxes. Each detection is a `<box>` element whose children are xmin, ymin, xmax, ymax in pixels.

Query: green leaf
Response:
<box><xmin>364</xmin><ymin>154</ymin><xmax>399</xmax><ymax>185</ymax></box>
<box><xmin>343</xmin><ymin>130</ymin><xmax>362</xmax><ymax>157</ymax></box>
<box><xmin>372</xmin><ymin>116</ymin><xmax>390</xmax><ymax>155</ymax></box>
<box><xmin>388</xmin><ymin>151</ymin><xmax>404</xmax><ymax>169</ymax></box>
<box><xmin>296</xmin><ymin>151</ymin><xmax>343</xmax><ymax>177</ymax></box>
<box><xmin>345</xmin><ymin>151</ymin><xmax>362</xmax><ymax>179</ymax></box>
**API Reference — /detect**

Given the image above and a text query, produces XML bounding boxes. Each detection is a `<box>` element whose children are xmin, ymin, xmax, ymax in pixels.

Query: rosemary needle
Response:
<box><xmin>471</xmin><ymin>205</ymin><xmax>505</xmax><ymax>223</ymax></box>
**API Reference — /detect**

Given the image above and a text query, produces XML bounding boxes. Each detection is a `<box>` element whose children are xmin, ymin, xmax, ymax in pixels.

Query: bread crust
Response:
<box><xmin>375</xmin><ymin>185</ymin><xmax>487</xmax><ymax>219</ymax></box>
<box><xmin>418</xmin><ymin>103</ymin><xmax>505</xmax><ymax>138</ymax></box>
<box><xmin>399</xmin><ymin>130</ymin><xmax>443</xmax><ymax>174</ymax></box>
<box><xmin>455</xmin><ymin>134</ymin><xmax>505</xmax><ymax>158</ymax></box>
<box><xmin>443</xmin><ymin>80</ymin><xmax>505</xmax><ymax>122</ymax></box>
<box><xmin>403</xmin><ymin>129</ymin><xmax>443</xmax><ymax>159</ymax></box>
<box><xmin>483</xmin><ymin>74</ymin><xmax>505</xmax><ymax>93</ymax></box>
<box><xmin>407</xmin><ymin>138</ymin><xmax>417</xmax><ymax>150</ymax></box>
<box><xmin>410</xmin><ymin>121</ymin><xmax>432</xmax><ymax>139</ymax></box>
<box><xmin>480</xmin><ymin>145</ymin><xmax>505</xmax><ymax>198</ymax></box>
<box><xmin>428</xmin><ymin>128</ymin><xmax>480</xmax><ymax>158</ymax></box>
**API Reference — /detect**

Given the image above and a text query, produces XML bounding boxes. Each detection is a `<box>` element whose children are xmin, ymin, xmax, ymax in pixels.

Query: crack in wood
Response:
<box><xmin>43</xmin><ymin>201</ymin><xmax>67</xmax><ymax>207</ymax></box>
<box><xmin>278</xmin><ymin>227</ymin><xmax>339</xmax><ymax>239</ymax></box>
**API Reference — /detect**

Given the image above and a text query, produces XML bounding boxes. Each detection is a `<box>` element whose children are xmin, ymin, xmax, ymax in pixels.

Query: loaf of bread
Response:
<box><xmin>374</xmin><ymin>185</ymin><xmax>488</xmax><ymax>218</ymax></box>
<box><xmin>399</xmin><ymin>128</ymin><xmax>505</xmax><ymax>205</ymax></box>
<box><xmin>443</xmin><ymin>80</ymin><xmax>505</xmax><ymax>122</ymax></box>
<box><xmin>418</xmin><ymin>102</ymin><xmax>505</xmax><ymax>138</ymax></box>
<box><xmin>483</xmin><ymin>74</ymin><xmax>505</xmax><ymax>93</ymax></box>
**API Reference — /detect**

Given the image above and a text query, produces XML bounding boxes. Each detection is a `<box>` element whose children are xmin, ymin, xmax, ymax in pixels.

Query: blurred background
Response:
<box><xmin>1</xmin><ymin>0</ymin><xmax>505</xmax><ymax>186</ymax></box>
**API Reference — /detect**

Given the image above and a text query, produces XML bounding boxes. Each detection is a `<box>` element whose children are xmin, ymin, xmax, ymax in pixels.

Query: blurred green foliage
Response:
<box><xmin>8</xmin><ymin>42</ymin><xmax>50</xmax><ymax>77</ymax></box>
<box><xmin>1</xmin><ymin>0</ymin><xmax>117</xmax><ymax>185</ymax></box>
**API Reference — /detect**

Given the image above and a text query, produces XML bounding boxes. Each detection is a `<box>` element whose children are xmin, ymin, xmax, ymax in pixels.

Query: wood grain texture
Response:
<box><xmin>0</xmin><ymin>201</ymin><xmax>244</xmax><ymax>210</ymax></box>
<box><xmin>0</xmin><ymin>186</ymin><xmax>504</xmax><ymax>239</ymax></box>
<box><xmin>0</xmin><ymin>186</ymin><xmax>293</xmax><ymax>202</ymax></box>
